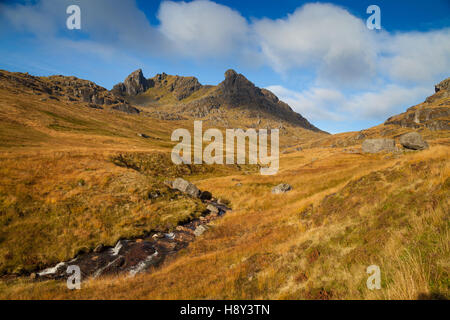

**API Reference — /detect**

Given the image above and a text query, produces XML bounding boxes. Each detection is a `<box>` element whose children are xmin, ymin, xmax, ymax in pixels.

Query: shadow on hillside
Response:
<box><xmin>417</xmin><ymin>292</ymin><xmax>448</xmax><ymax>300</ymax></box>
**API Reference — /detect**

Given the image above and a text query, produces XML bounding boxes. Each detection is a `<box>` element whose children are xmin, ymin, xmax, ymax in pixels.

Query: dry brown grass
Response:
<box><xmin>0</xmin><ymin>75</ymin><xmax>448</xmax><ymax>299</ymax></box>
<box><xmin>1</xmin><ymin>143</ymin><xmax>447</xmax><ymax>300</ymax></box>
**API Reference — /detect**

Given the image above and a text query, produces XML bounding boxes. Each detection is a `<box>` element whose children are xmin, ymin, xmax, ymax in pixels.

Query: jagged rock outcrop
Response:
<box><xmin>112</xmin><ymin>69</ymin><xmax>150</xmax><ymax>96</ymax></box>
<box><xmin>217</xmin><ymin>70</ymin><xmax>323</xmax><ymax>131</ymax></box>
<box><xmin>434</xmin><ymin>77</ymin><xmax>450</xmax><ymax>94</ymax></box>
<box><xmin>109</xmin><ymin>68</ymin><xmax>325</xmax><ymax>133</ymax></box>
<box><xmin>0</xmin><ymin>70</ymin><xmax>143</xmax><ymax>115</ymax></box>
<box><xmin>385</xmin><ymin>77</ymin><xmax>450</xmax><ymax>131</ymax></box>
<box><xmin>152</xmin><ymin>73</ymin><xmax>202</xmax><ymax>100</ymax></box>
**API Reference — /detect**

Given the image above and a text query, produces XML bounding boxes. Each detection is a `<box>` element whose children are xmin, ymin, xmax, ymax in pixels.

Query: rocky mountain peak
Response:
<box><xmin>219</xmin><ymin>69</ymin><xmax>256</xmax><ymax>96</ymax></box>
<box><xmin>112</xmin><ymin>68</ymin><xmax>150</xmax><ymax>96</ymax></box>
<box><xmin>435</xmin><ymin>77</ymin><xmax>450</xmax><ymax>93</ymax></box>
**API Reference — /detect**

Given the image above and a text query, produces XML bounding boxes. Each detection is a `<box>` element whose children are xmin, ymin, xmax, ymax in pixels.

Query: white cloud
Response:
<box><xmin>267</xmin><ymin>85</ymin><xmax>346</xmax><ymax>122</ymax></box>
<box><xmin>343</xmin><ymin>85</ymin><xmax>430</xmax><ymax>118</ymax></box>
<box><xmin>0</xmin><ymin>0</ymin><xmax>167</xmax><ymax>54</ymax></box>
<box><xmin>379</xmin><ymin>29</ymin><xmax>450</xmax><ymax>84</ymax></box>
<box><xmin>267</xmin><ymin>84</ymin><xmax>431</xmax><ymax>123</ymax></box>
<box><xmin>157</xmin><ymin>0</ymin><xmax>250</xmax><ymax>57</ymax></box>
<box><xmin>0</xmin><ymin>0</ymin><xmax>64</xmax><ymax>35</ymax></box>
<box><xmin>254</xmin><ymin>3</ymin><xmax>377</xmax><ymax>86</ymax></box>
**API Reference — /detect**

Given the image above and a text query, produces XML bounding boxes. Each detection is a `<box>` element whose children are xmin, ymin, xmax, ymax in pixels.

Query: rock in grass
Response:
<box><xmin>362</xmin><ymin>139</ymin><xmax>396</xmax><ymax>153</ymax></box>
<box><xmin>399</xmin><ymin>132</ymin><xmax>429</xmax><ymax>150</ymax></box>
<box><xmin>272</xmin><ymin>183</ymin><xmax>292</xmax><ymax>194</ymax></box>
<box><xmin>194</xmin><ymin>225</ymin><xmax>208</xmax><ymax>237</ymax></box>
<box><xmin>172</xmin><ymin>178</ymin><xmax>201</xmax><ymax>198</ymax></box>
<box><xmin>206</xmin><ymin>204</ymin><xmax>220</xmax><ymax>215</ymax></box>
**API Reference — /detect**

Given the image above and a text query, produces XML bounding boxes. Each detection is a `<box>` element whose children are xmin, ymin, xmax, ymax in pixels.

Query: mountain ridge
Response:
<box><xmin>111</xmin><ymin>68</ymin><xmax>326</xmax><ymax>133</ymax></box>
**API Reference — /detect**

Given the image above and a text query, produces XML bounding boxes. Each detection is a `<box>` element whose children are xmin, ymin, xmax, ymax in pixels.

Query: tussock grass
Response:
<box><xmin>2</xmin><ymin>144</ymin><xmax>447</xmax><ymax>300</ymax></box>
<box><xmin>0</xmin><ymin>75</ymin><xmax>448</xmax><ymax>299</ymax></box>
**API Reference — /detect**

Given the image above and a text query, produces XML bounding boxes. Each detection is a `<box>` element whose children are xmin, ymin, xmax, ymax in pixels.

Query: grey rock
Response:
<box><xmin>194</xmin><ymin>225</ymin><xmax>208</xmax><ymax>237</ymax></box>
<box><xmin>172</xmin><ymin>178</ymin><xmax>201</xmax><ymax>198</ymax></box>
<box><xmin>435</xmin><ymin>77</ymin><xmax>450</xmax><ymax>93</ymax></box>
<box><xmin>206</xmin><ymin>204</ymin><xmax>220</xmax><ymax>215</ymax></box>
<box><xmin>112</xmin><ymin>69</ymin><xmax>150</xmax><ymax>96</ymax></box>
<box><xmin>362</xmin><ymin>139</ymin><xmax>396</xmax><ymax>153</ymax></box>
<box><xmin>272</xmin><ymin>183</ymin><xmax>292</xmax><ymax>194</ymax></box>
<box><xmin>399</xmin><ymin>132</ymin><xmax>429</xmax><ymax>150</ymax></box>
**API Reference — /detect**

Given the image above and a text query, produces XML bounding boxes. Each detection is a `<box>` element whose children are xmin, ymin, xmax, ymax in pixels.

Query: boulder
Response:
<box><xmin>172</xmin><ymin>178</ymin><xmax>201</xmax><ymax>198</ymax></box>
<box><xmin>362</xmin><ymin>139</ymin><xmax>396</xmax><ymax>153</ymax></box>
<box><xmin>206</xmin><ymin>204</ymin><xmax>220</xmax><ymax>215</ymax></box>
<box><xmin>272</xmin><ymin>183</ymin><xmax>292</xmax><ymax>194</ymax></box>
<box><xmin>194</xmin><ymin>225</ymin><xmax>208</xmax><ymax>237</ymax></box>
<box><xmin>399</xmin><ymin>132</ymin><xmax>429</xmax><ymax>150</ymax></box>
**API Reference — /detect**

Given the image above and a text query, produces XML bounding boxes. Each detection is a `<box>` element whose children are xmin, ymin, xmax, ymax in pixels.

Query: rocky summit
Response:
<box><xmin>112</xmin><ymin>68</ymin><xmax>325</xmax><ymax>133</ymax></box>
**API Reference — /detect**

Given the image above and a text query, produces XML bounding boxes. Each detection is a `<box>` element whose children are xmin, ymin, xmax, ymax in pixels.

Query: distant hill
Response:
<box><xmin>111</xmin><ymin>69</ymin><xmax>326</xmax><ymax>133</ymax></box>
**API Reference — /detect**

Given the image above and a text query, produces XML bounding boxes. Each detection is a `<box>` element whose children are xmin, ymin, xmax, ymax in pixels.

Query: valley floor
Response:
<box><xmin>0</xmin><ymin>143</ymin><xmax>448</xmax><ymax>299</ymax></box>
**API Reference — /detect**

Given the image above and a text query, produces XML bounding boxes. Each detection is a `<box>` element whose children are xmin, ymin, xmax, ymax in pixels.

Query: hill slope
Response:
<box><xmin>112</xmin><ymin>69</ymin><xmax>326</xmax><ymax>133</ymax></box>
<box><xmin>0</xmin><ymin>70</ymin><xmax>448</xmax><ymax>300</ymax></box>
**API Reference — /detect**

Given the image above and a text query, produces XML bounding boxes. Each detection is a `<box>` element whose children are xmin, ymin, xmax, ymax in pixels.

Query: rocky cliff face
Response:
<box><xmin>216</xmin><ymin>69</ymin><xmax>322</xmax><ymax>131</ymax></box>
<box><xmin>150</xmin><ymin>72</ymin><xmax>202</xmax><ymax>100</ymax></box>
<box><xmin>113</xmin><ymin>68</ymin><xmax>324</xmax><ymax>133</ymax></box>
<box><xmin>385</xmin><ymin>77</ymin><xmax>450</xmax><ymax>131</ymax></box>
<box><xmin>0</xmin><ymin>70</ymin><xmax>140</xmax><ymax>114</ymax></box>
<box><xmin>112</xmin><ymin>69</ymin><xmax>150</xmax><ymax>96</ymax></box>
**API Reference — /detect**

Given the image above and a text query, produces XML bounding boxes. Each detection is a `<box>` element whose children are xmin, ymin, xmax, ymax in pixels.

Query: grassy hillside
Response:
<box><xmin>1</xmin><ymin>144</ymin><xmax>448</xmax><ymax>299</ymax></box>
<box><xmin>0</xmin><ymin>70</ymin><xmax>448</xmax><ymax>299</ymax></box>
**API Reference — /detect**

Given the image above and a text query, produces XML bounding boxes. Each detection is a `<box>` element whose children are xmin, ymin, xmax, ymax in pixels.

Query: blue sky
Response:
<box><xmin>0</xmin><ymin>0</ymin><xmax>449</xmax><ymax>133</ymax></box>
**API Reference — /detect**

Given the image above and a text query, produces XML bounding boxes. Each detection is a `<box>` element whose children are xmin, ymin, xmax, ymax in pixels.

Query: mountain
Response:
<box><xmin>0</xmin><ymin>69</ymin><xmax>140</xmax><ymax>114</ymax></box>
<box><xmin>384</xmin><ymin>77</ymin><xmax>450</xmax><ymax>131</ymax></box>
<box><xmin>111</xmin><ymin>69</ymin><xmax>325</xmax><ymax>133</ymax></box>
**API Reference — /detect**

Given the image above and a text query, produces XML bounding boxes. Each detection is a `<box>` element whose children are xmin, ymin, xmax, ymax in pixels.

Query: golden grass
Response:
<box><xmin>1</xmin><ymin>143</ymin><xmax>447</xmax><ymax>300</ymax></box>
<box><xmin>0</xmin><ymin>75</ymin><xmax>448</xmax><ymax>299</ymax></box>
